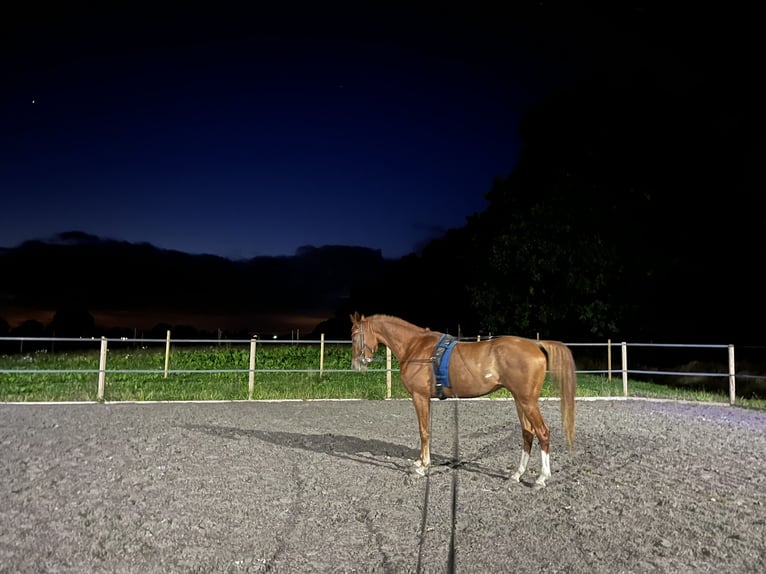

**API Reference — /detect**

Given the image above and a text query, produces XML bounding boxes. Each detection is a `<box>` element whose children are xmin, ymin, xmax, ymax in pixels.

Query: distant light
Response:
<box><xmin>273</xmin><ymin>335</ymin><xmax>277</xmax><ymax>339</ymax></box>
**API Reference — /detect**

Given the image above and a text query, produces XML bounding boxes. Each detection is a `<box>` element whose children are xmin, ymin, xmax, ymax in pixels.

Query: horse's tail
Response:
<box><xmin>538</xmin><ymin>340</ymin><xmax>576</xmax><ymax>451</ymax></box>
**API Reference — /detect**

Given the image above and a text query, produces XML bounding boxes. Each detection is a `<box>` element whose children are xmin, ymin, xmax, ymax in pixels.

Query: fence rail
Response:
<box><xmin>0</xmin><ymin>333</ymin><xmax>760</xmax><ymax>405</ymax></box>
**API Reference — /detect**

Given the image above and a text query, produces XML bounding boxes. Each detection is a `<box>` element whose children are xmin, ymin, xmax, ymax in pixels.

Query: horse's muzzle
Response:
<box><xmin>352</xmin><ymin>357</ymin><xmax>369</xmax><ymax>372</ymax></box>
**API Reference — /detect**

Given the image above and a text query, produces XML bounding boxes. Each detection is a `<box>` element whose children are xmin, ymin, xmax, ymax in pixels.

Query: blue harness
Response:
<box><xmin>432</xmin><ymin>334</ymin><xmax>458</xmax><ymax>400</ymax></box>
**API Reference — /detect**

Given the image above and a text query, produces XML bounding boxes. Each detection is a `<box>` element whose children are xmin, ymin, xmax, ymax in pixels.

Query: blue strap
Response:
<box><xmin>433</xmin><ymin>334</ymin><xmax>458</xmax><ymax>399</ymax></box>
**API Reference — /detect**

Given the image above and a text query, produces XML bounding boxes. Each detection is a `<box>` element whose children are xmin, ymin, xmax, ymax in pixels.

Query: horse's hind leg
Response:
<box><xmin>511</xmin><ymin>400</ymin><xmax>551</xmax><ymax>488</ymax></box>
<box><xmin>510</xmin><ymin>400</ymin><xmax>535</xmax><ymax>482</ymax></box>
<box><xmin>527</xmin><ymin>403</ymin><xmax>551</xmax><ymax>488</ymax></box>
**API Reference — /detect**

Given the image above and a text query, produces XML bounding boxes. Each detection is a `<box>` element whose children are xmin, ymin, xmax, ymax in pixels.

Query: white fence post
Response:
<box><xmin>97</xmin><ymin>337</ymin><xmax>107</xmax><ymax>401</ymax></box>
<box><xmin>248</xmin><ymin>337</ymin><xmax>257</xmax><ymax>400</ymax></box>
<box><xmin>728</xmin><ymin>345</ymin><xmax>736</xmax><ymax>405</ymax></box>
<box><xmin>320</xmin><ymin>333</ymin><xmax>325</xmax><ymax>377</ymax></box>
<box><xmin>621</xmin><ymin>342</ymin><xmax>628</xmax><ymax>397</ymax></box>
<box><xmin>386</xmin><ymin>346</ymin><xmax>392</xmax><ymax>399</ymax></box>
<box><xmin>164</xmin><ymin>330</ymin><xmax>171</xmax><ymax>379</ymax></box>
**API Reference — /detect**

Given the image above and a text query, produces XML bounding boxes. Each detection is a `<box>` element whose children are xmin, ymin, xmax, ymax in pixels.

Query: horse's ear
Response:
<box><xmin>350</xmin><ymin>312</ymin><xmax>360</xmax><ymax>324</ymax></box>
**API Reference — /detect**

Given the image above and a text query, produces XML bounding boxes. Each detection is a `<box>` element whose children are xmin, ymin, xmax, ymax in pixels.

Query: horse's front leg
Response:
<box><xmin>411</xmin><ymin>393</ymin><xmax>431</xmax><ymax>476</ymax></box>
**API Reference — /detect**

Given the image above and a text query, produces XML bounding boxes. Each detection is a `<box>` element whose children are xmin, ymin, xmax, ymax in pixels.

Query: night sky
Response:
<box><xmin>3</xmin><ymin>4</ymin><xmax>760</xmax><ymax>261</ymax></box>
<box><xmin>2</xmin><ymin>3</ymin><xmax>579</xmax><ymax>260</ymax></box>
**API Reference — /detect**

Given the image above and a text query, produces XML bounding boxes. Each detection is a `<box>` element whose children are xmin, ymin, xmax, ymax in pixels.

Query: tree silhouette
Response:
<box><xmin>49</xmin><ymin>308</ymin><xmax>96</xmax><ymax>338</ymax></box>
<box><xmin>11</xmin><ymin>320</ymin><xmax>45</xmax><ymax>338</ymax></box>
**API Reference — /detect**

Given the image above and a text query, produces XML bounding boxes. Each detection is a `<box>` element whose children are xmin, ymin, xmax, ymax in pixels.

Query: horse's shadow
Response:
<box><xmin>182</xmin><ymin>424</ymin><xmax>509</xmax><ymax>480</ymax></box>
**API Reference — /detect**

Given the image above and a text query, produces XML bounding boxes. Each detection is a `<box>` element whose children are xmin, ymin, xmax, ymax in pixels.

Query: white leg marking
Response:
<box><xmin>534</xmin><ymin>451</ymin><xmax>551</xmax><ymax>488</ymax></box>
<box><xmin>414</xmin><ymin>459</ymin><xmax>428</xmax><ymax>476</ymax></box>
<box><xmin>510</xmin><ymin>450</ymin><xmax>529</xmax><ymax>482</ymax></box>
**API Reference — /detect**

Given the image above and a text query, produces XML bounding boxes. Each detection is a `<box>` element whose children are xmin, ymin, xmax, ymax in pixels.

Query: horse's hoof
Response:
<box><xmin>510</xmin><ymin>472</ymin><xmax>522</xmax><ymax>482</ymax></box>
<box><xmin>533</xmin><ymin>479</ymin><xmax>547</xmax><ymax>490</ymax></box>
<box><xmin>413</xmin><ymin>461</ymin><xmax>428</xmax><ymax>476</ymax></box>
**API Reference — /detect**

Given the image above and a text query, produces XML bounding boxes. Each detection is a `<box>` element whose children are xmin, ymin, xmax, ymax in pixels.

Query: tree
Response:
<box><xmin>463</xmin><ymin>175</ymin><xmax>619</xmax><ymax>339</ymax></box>
<box><xmin>49</xmin><ymin>308</ymin><xmax>96</xmax><ymax>338</ymax></box>
<box><xmin>11</xmin><ymin>320</ymin><xmax>45</xmax><ymax>338</ymax></box>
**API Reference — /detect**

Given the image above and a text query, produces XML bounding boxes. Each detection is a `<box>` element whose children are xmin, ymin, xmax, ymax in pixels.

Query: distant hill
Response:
<box><xmin>0</xmin><ymin>232</ymin><xmax>391</xmax><ymax>337</ymax></box>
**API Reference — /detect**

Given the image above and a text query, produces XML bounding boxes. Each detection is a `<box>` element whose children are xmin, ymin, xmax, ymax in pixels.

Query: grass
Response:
<box><xmin>1</xmin><ymin>342</ymin><xmax>764</xmax><ymax>410</ymax></box>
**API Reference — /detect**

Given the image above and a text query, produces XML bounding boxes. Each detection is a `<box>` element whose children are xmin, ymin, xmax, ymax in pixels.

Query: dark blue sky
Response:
<box><xmin>2</xmin><ymin>3</ymin><xmax>584</xmax><ymax>259</ymax></box>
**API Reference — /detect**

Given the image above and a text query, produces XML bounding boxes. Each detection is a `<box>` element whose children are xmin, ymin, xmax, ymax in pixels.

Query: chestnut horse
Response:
<box><xmin>351</xmin><ymin>313</ymin><xmax>576</xmax><ymax>488</ymax></box>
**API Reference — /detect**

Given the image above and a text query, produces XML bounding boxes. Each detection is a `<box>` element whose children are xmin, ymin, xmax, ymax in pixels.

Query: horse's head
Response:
<box><xmin>350</xmin><ymin>312</ymin><xmax>376</xmax><ymax>371</ymax></box>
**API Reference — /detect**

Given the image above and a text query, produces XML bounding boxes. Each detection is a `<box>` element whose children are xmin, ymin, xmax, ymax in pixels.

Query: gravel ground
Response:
<box><xmin>1</xmin><ymin>399</ymin><xmax>765</xmax><ymax>574</ymax></box>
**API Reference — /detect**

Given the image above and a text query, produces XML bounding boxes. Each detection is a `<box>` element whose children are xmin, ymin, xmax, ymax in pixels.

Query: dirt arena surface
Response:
<box><xmin>1</xmin><ymin>399</ymin><xmax>764</xmax><ymax>573</ymax></box>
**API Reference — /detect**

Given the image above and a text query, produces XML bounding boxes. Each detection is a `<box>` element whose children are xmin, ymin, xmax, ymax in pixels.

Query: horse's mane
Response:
<box><xmin>369</xmin><ymin>314</ymin><xmax>431</xmax><ymax>334</ymax></box>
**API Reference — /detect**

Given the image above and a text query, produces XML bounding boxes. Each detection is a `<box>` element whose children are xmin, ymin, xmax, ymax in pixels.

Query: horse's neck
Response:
<box><xmin>370</xmin><ymin>316</ymin><xmax>426</xmax><ymax>361</ymax></box>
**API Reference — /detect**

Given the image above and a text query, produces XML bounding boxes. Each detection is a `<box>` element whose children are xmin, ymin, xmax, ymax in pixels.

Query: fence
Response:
<box><xmin>0</xmin><ymin>333</ymin><xmax>761</xmax><ymax>405</ymax></box>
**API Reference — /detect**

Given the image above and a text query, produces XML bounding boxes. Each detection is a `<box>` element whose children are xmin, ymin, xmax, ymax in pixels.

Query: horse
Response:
<box><xmin>350</xmin><ymin>312</ymin><xmax>576</xmax><ymax>488</ymax></box>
